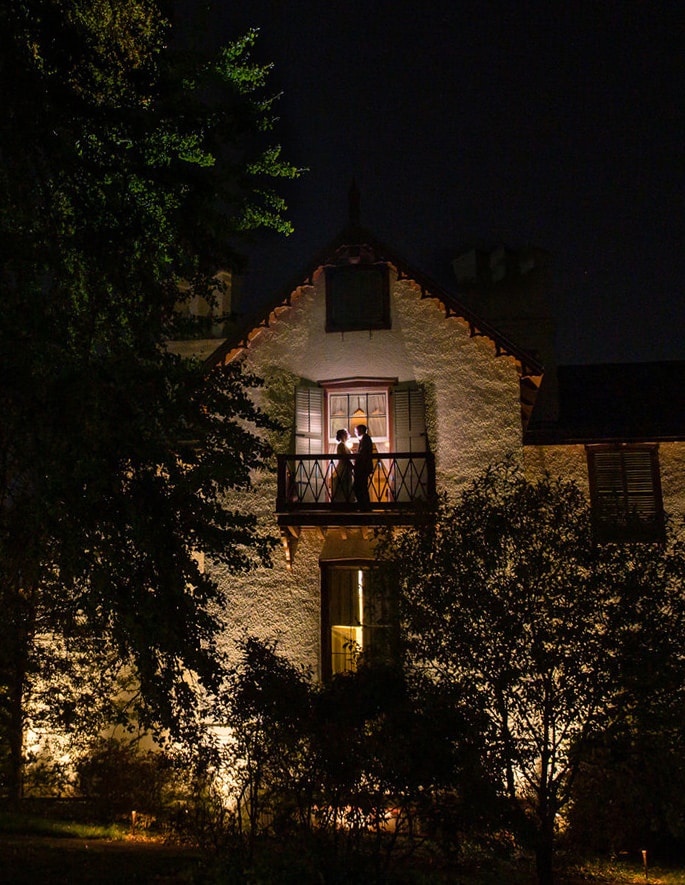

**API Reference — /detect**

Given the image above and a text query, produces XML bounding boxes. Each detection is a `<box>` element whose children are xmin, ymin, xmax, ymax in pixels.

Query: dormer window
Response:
<box><xmin>325</xmin><ymin>263</ymin><xmax>390</xmax><ymax>333</ymax></box>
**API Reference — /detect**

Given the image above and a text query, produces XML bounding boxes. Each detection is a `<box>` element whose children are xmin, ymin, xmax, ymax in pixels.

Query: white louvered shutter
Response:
<box><xmin>392</xmin><ymin>384</ymin><xmax>427</xmax><ymax>452</ymax></box>
<box><xmin>392</xmin><ymin>384</ymin><xmax>427</xmax><ymax>502</ymax></box>
<box><xmin>295</xmin><ymin>385</ymin><xmax>323</xmax><ymax>454</ymax></box>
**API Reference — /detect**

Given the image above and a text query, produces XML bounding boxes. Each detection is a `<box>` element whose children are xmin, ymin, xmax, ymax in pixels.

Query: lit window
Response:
<box><xmin>321</xmin><ymin>565</ymin><xmax>394</xmax><ymax>678</ymax></box>
<box><xmin>294</xmin><ymin>380</ymin><xmax>427</xmax><ymax>460</ymax></box>
<box><xmin>586</xmin><ymin>445</ymin><xmax>664</xmax><ymax>542</ymax></box>
<box><xmin>328</xmin><ymin>390</ymin><xmax>388</xmax><ymax>450</ymax></box>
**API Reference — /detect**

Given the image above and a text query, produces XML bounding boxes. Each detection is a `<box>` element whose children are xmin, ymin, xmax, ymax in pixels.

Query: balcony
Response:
<box><xmin>276</xmin><ymin>452</ymin><xmax>436</xmax><ymax>528</ymax></box>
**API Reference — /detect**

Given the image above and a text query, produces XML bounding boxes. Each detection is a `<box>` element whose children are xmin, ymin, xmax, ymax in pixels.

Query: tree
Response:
<box><xmin>377</xmin><ymin>461</ymin><xmax>685</xmax><ymax>885</ymax></box>
<box><xmin>0</xmin><ymin>0</ymin><xmax>298</xmax><ymax>801</ymax></box>
<box><xmin>566</xmin><ymin>525</ymin><xmax>685</xmax><ymax>856</ymax></box>
<box><xmin>203</xmin><ymin>637</ymin><xmax>492</xmax><ymax>882</ymax></box>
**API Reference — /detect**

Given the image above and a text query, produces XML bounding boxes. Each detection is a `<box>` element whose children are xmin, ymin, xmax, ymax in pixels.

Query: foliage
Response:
<box><xmin>0</xmin><ymin>0</ymin><xmax>298</xmax><ymax>800</ymax></box>
<box><xmin>177</xmin><ymin>636</ymin><xmax>494</xmax><ymax>883</ymax></box>
<box><xmin>75</xmin><ymin>737</ymin><xmax>181</xmax><ymax>822</ymax></box>
<box><xmin>376</xmin><ymin>461</ymin><xmax>685</xmax><ymax>885</ymax></box>
<box><xmin>565</xmin><ymin>721</ymin><xmax>685</xmax><ymax>858</ymax></box>
<box><xmin>16</xmin><ymin>630</ymin><xmax>132</xmax><ymax>798</ymax></box>
<box><xmin>567</xmin><ymin>522</ymin><xmax>685</xmax><ymax>858</ymax></box>
<box><xmin>566</xmin><ymin>573</ymin><xmax>685</xmax><ymax>858</ymax></box>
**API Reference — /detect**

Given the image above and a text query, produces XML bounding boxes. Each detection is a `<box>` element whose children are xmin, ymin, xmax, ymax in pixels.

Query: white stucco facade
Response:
<box><xmin>212</xmin><ymin>262</ymin><xmax>528</xmax><ymax>677</ymax></box>
<box><xmin>207</xmin><ymin>236</ymin><xmax>685</xmax><ymax>680</ymax></box>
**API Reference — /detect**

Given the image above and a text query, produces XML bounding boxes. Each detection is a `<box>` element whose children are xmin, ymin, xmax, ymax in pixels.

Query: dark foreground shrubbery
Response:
<box><xmin>165</xmin><ymin>637</ymin><xmax>511</xmax><ymax>884</ymax></box>
<box><xmin>76</xmin><ymin>738</ymin><xmax>181</xmax><ymax>824</ymax></box>
<box><xmin>174</xmin><ymin>637</ymin><xmax>685</xmax><ymax>884</ymax></box>
<box><xmin>13</xmin><ymin>634</ymin><xmax>685</xmax><ymax>884</ymax></box>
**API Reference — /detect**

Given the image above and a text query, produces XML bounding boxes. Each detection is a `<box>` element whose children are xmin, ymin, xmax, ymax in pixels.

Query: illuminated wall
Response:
<box><xmin>213</xmin><ymin>265</ymin><xmax>524</xmax><ymax>677</ymax></box>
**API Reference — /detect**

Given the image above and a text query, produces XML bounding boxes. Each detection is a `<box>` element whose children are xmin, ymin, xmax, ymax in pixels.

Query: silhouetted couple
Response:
<box><xmin>332</xmin><ymin>424</ymin><xmax>373</xmax><ymax>509</ymax></box>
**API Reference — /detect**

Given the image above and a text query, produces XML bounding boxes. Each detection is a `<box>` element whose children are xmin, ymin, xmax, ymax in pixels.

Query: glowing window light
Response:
<box><xmin>330</xmin><ymin>569</ymin><xmax>364</xmax><ymax>674</ymax></box>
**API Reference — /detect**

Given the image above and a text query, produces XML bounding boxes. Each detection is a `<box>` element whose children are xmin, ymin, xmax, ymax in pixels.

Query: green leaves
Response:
<box><xmin>0</xmin><ymin>0</ymin><xmax>297</xmax><ymax>788</ymax></box>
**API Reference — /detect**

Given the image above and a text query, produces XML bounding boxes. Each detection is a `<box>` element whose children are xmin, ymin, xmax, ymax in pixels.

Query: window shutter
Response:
<box><xmin>621</xmin><ymin>449</ymin><xmax>660</xmax><ymax>521</ymax></box>
<box><xmin>588</xmin><ymin>446</ymin><xmax>663</xmax><ymax>541</ymax></box>
<box><xmin>295</xmin><ymin>384</ymin><xmax>323</xmax><ymax>454</ymax></box>
<box><xmin>592</xmin><ymin>448</ymin><xmax>657</xmax><ymax>519</ymax></box>
<box><xmin>392</xmin><ymin>384</ymin><xmax>427</xmax><ymax>452</ymax></box>
<box><xmin>325</xmin><ymin>264</ymin><xmax>390</xmax><ymax>332</ymax></box>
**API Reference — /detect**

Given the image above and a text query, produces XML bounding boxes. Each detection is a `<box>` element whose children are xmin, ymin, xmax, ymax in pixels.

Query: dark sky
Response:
<box><xmin>208</xmin><ymin>1</ymin><xmax>683</xmax><ymax>366</ymax></box>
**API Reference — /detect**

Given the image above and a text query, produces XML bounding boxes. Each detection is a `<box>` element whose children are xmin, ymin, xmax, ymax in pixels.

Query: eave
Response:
<box><xmin>204</xmin><ymin>222</ymin><xmax>544</xmax><ymax>382</ymax></box>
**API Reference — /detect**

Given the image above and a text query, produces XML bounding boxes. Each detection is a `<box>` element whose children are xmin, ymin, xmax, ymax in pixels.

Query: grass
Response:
<box><xmin>2</xmin><ymin>812</ymin><xmax>685</xmax><ymax>884</ymax></box>
<box><xmin>559</xmin><ymin>856</ymin><xmax>685</xmax><ymax>885</ymax></box>
<box><xmin>0</xmin><ymin>811</ymin><xmax>201</xmax><ymax>885</ymax></box>
<box><xmin>0</xmin><ymin>810</ymin><xmax>126</xmax><ymax>840</ymax></box>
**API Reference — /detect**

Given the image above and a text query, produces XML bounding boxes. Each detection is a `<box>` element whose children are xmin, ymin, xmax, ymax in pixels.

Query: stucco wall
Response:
<box><xmin>660</xmin><ymin>442</ymin><xmax>685</xmax><ymax>520</ymax></box>
<box><xmin>211</xmin><ymin>266</ymin><xmax>685</xmax><ymax>677</ymax></box>
<box><xmin>523</xmin><ymin>444</ymin><xmax>590</xmax><ymax>494</ymax></box>
<box><xmin>214</xmin><ymin>267</ymin><xmax>525</xmax><ymax>676</ymax></box>
<box><xmin>524</xmin><ymin>439</ymin><xmax>685</xmax><ymax>547</ymax></box>
<box><xmin>242</xmin><ymin>270</ymin><xmax>523</xmax><ymax>485</ymax></box>
<box><xmin>524</xmin><ymin>441</ymin><xmax>685</xmax><ymax>523</ymax></box>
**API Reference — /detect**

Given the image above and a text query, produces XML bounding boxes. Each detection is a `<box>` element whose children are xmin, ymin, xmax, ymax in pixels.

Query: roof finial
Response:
<box><xmin>348</xmin><ymin>178</ymin><xmax>361</xmax><ymax>225</ymax></box>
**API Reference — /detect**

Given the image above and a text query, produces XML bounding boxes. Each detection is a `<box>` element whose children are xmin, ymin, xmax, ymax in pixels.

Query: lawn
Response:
<box><xmin>0</xmin><ymin>813</ymin><xmax>201</xmax><ymax>884</ymax></box>
<box><xmin>1</xmin><ymin>813</ymin><xmax>684</xmax><ymax>884</ymax></box>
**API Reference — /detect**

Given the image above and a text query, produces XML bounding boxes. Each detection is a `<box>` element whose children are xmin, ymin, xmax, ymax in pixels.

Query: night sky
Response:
<box><xmin>209</xmin><ymin>1</ymin><xmax>683</xmax><ymax>366</ymax></box>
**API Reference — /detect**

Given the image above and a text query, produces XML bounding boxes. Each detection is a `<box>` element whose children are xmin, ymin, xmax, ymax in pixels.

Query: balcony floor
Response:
<box><xmin>277</xmin><ymin>505</ymin><xmax>431</xmax><ymax>530</ymax></box>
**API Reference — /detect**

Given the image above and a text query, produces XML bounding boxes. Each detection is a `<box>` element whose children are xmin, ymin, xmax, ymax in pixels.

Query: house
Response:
<box><xmin>197</xmin><ymin>203</ymin><xmax>685</xmax><ymax>680</ymax></box>
<box><xmin>524</xmin><ymin>361</ymin><xmax>685</xmax><ymax>543</ymax></box>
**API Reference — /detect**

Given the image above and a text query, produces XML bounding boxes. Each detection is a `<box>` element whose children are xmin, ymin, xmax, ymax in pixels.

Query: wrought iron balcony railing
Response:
<box><xmin>276</xmin><ymin>452</ymin><xmax>436</xmax><ymax>511</ymax></box>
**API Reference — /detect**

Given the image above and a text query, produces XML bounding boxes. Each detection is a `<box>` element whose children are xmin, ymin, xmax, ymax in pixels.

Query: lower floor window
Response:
<box><xmin>321</xmin><ymin>564</ymin><xmax>394</xmax><ymax>678</ymax></box>
<box><xmin>586</xmin><ymin>444</ymin><xmax>664</xmax><ymax>542</ymax></box>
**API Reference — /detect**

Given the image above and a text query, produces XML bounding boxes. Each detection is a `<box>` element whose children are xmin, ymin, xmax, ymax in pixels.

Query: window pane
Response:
<box><xmin>328</xmin><ymin>570</ymin><xmax>360</xmax><ymax>625</ymax></box>
<box><xmin>329</xmin><ymin>394</ymin><xmax>349</xmax><ymax>440</ymax></box>
<box><xmin>368</xmin><ymin>394</ymin><xmax>385</xmax><ymax>417</ymax></box>
<box><xmin>368</xmin><ymin>417</ymin><xmax>385</xmax><ymax>439</ymax></box>
<box><xmin>349</xmin><ymin>395</ymin><xmax>366</xmax><ymax>416</ymax></box>
<box><xmin>331</xmin><ymin>626</ymin><xmax>361</xmax><ymax>674</ymax></box>
<box><xmin>329</xmin><ymin>395</ymin><xmax>347</xmax><ymax>417</ymax></box>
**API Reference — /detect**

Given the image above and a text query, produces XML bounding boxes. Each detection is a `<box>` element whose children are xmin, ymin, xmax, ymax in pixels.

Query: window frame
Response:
<box><xmin>320</xmin><ymin>561</ymin><xmax>395</xmax><ymax>679</ymax></box>
<box><xmin>586</xmin><ymin>443</ymin><xmax>665</xmax><ymax>542</ymax></box>
<box><xmin>323</xmin><ymin>378</ymin><xmax>393</xmax><ymax>454</ymax></box>
<box><xmin>294</xmin><ymin>377</ymin><xmax>428</xmax><ymax>459</ymax></box>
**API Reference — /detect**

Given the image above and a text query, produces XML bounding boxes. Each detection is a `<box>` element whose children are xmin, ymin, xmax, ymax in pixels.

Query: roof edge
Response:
<box><xmin>204</xmin><ymin>223</ymin><xmax>544</xmax><ymax>379</ymax></box>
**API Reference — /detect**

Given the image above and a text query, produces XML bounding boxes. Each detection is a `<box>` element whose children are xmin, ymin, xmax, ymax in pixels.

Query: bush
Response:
<box><xmin>75</xmin><ymin>738</ymin><xmax>180</xmax><ymax>824</ymax></box>
<box><xmin>183</xmin><ymin>637</ymin><xmax>498</xmax><ymax>882</ymax></box>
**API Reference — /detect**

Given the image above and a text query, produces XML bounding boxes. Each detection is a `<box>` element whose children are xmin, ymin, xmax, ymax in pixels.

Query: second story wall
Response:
<box><xmin>209</xmin><ymin>242</ymin><xmax>539</xmax><ymax>679</ymax></box>
<box><xmin>237</xmin><ymin>265</ymin><xmax>525</xmax><ymax>492</ymax></box>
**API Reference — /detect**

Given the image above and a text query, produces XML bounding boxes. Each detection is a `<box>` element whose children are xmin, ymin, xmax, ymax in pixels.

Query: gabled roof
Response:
<box><xmin>204</xmin><ymin>221</ymin><xmax>544</xmax><ymax>382</ymax></box>
<box><xmin>525</xmin><ymin>362</ymin><xmax>685</xmax><ymax>444</ymax></box>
